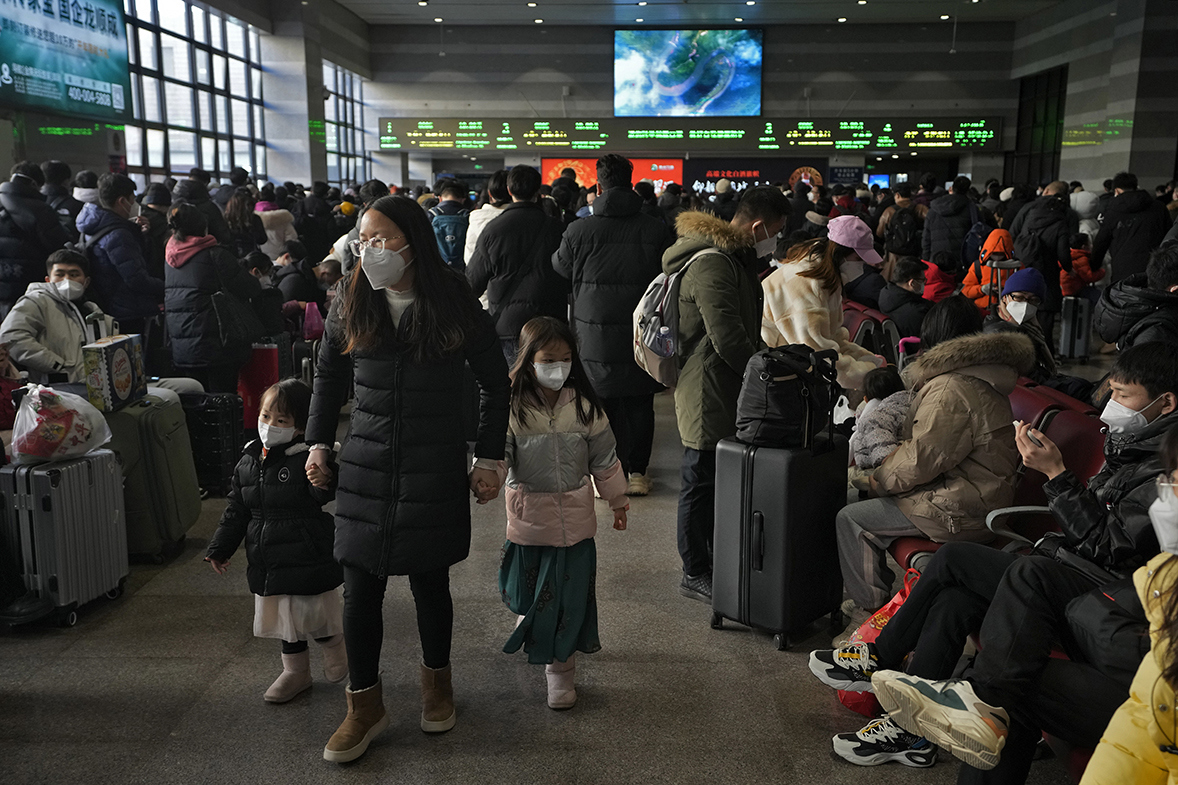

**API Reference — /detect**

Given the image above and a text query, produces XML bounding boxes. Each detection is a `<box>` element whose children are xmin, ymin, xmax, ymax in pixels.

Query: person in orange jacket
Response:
<box><xmin>1062</xmin><ymin>232</ymin><xmax>1106</xmax><ymax>303</ymax></box>
<box><xmin>960</xmin><ymin>229</ymin><xmax>1021</xmax><ymax>313</ymax></box>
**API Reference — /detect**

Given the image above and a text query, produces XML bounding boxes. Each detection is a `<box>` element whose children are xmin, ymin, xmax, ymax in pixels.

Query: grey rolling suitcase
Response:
<box><xmin>105</xmin><ymin>394</ymin><xmax>203</xmax><ymax>561</ymax></box>
<box><xmin>1057</xmin><ymin>295</ymin><xmax>1091</xmax><ymax>361</ymax></box>
<box><xmin>0</xmin><ymin>450</ymin><xmax>128</xmax><ymax>627</ymax></box>
<box><xmin>710</xmin><ymin>434</ymin><xmax>848</xmax><ymax>650</ymax></box>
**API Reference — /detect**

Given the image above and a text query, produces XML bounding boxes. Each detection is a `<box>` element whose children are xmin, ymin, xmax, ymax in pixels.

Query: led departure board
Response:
<box><xmin>377</xmin><ymin>117</ymin><xmax>1001</xmax><ymax>153</ymax></box>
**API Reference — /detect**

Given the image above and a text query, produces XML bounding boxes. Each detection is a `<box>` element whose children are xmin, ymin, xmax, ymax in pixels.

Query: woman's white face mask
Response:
<box><xmin>361</xmin><ymin>243</ymin><xmax>412</xmax><ymax>289</ymax></box>
<box><xmin>840</xmin><ymin>260</ymin><xmax>865</xmax><ymax>284</ymax></box>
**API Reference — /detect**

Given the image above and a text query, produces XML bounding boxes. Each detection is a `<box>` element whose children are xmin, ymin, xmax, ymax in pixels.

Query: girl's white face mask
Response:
<box><xmin>361</xmin><ymin>243</ymin><xmax>412</xmax><ymax>289</ymax></box>
<box><xmin>533</xmin><ymin>362</ymin><xmax>571</xmax><ymax>391</ymax></box>
<box><xmin>257</xmin><ymin>420</ymin><xmax>297</xmax><ymax>448</ymax></box>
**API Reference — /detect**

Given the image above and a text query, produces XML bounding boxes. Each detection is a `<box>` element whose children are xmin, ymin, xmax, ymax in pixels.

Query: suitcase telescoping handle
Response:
<box><xmin>752</xmin><ymin>511</ymin><xmax>765</xmax><ymax>572</ymax></box>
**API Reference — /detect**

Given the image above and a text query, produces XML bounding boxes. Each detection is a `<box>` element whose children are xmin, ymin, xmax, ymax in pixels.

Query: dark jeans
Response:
<box><xmin>957</xmin><ymin>556</ymin><xmax>1123</xmax><ymax>785</ymax></box>
<box><xmin>342</xmin><ymin>565</ymin><xmax>454</xmax><ymax>690</ymax></box>
<box><xmin>677</xmin><ymin>447</ymin><xmax>716</xmax><ymax>577</ymax></box>
<box><xmin>874</xmin><ymin>542</ymin><xmax>1015</xmax><ymax>677</ymax></box>
<box><xmin>602</xmin><ymin>394</ymin><xmax>656</xmax><ymax>476</ymax></box>
<box><xmin>174</xmin><ymin>364</ymin><xmax>241</xmax><ymax>394</ymax></box>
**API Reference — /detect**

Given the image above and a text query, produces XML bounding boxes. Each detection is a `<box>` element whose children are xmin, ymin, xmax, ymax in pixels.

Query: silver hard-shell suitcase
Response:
<box><xmin>0</xmin><ymin>450</ymin><xmax>129</xmax><ymax>627</ymax></box>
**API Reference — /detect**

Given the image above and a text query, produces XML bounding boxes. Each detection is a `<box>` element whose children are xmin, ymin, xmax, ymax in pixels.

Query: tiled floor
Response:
<box><xmin>2</xmin><ymin>366</ymin><xmax>1104</xmax><ymax>784</ymax></box>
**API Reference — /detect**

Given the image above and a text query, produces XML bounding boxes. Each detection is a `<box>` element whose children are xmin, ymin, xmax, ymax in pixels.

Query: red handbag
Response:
<box><xmin>837</xmin><ymin>568</ymin><xmax>921</xmax><ymax>717</ymax></box>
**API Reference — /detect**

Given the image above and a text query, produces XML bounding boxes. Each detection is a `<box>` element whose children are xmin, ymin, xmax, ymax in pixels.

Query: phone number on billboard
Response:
<box><xmin>67</xmin><ymin>86</ymin><xmax>112</xmax><ymax>107</ymax></box>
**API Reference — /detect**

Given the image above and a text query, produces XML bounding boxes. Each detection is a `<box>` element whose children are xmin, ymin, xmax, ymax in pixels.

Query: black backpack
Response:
<box><xmin>884</xmin><ymin>207</ymin><xmax>922</xmax><ymax>256</ymax></box>
<box><xmin>961</xmin><ymin>202</ymin><xmax>992</xmax><ymax>271</ymax></box>
<box><xmin>1013</xmin><ymin>226</ymin><xmax>1046</xmax><ymax>268</ymax></box>
<box><xmin>735</xmin><ymin>346</ymin><xmax>842</xmax><ymax>449</ymax></box>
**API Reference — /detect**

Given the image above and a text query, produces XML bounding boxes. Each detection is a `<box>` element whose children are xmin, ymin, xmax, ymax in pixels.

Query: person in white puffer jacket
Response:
<box><xmin>496</xmin><ymin>316</ymin><xmax>628</xmax><ymax>712</ymax></box>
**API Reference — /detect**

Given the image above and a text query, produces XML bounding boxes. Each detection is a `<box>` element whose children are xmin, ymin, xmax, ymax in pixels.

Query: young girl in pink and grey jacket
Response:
<box><xmin>495</xmin><ymin>316</ymin><xmax>628</xmax><ymax>710</ymax></box>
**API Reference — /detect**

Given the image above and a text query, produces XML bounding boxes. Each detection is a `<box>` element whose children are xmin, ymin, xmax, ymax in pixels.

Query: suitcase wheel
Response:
<box><xmin>58</xmin><ymin>607</ymin><xmax>78</xmax><ymax>628</ymax></box>
<box><xmin>773</xmin><ymin>633</ymin><xmax>788</xmax><ymax>652</ymax></box>
<box><xmin>709</xmin><ymin>612</ymin><xmax>723</xmax><ymax>630</ymax></box>
<box><xmin>104</xmin><ymin>580</ymin><xmax>126</xmax><ymax>601</ymax></box>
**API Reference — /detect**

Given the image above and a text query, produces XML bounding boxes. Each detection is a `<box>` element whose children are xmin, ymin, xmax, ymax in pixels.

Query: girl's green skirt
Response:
<box><xmin>499</xmin><ymin>537</ymin><xmax>601</xmax><ymax>665</ymax></box>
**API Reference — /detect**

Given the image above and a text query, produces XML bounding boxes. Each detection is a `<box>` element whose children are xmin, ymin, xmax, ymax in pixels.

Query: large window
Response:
<box><xmin>323</xmin><ymin>61</ymin><xmax>368</xmax><ymax>190</ymax></box>
<box><xmin>122</xmin><ymin>0</ymin><xmax>265</xmax><ymax>186</ymax></box>
<box><xmin>1005</xmin><ymin>65</ymin><xmax>1068</xmax><ymax>186</ymax></box>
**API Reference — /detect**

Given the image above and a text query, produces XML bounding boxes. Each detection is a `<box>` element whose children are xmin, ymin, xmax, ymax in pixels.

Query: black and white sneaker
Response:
<box><xmin>679</xmin><ymin>572</ymin><xmax>712</xmax><ymax>603</ymax></box>
<box><xmin>809</xmin><ymin>641</ymin><xmax>879</xmax><ymax>692</ymax></box>
<box><xmin>832</xmin><ymin>714</ymin><xmax>938</xmax><ymax>768</ymax></box>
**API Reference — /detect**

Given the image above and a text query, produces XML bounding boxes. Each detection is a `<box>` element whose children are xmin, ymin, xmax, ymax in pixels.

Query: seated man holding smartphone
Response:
<box><xmin>807</xmin><ymin>340</ymin><xmax>1177</xmax><ymax>777</ymax></box>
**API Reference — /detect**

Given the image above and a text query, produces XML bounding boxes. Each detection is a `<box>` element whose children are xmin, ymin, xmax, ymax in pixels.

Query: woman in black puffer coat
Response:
<box><xmin>305</xmin><ymin>195</ymin><xmax>510</xmax><ymax>763</ymax></box>
<box><xmin>164</xmin><ymin>203</ymin><xmax>261</xmax><ymax>392</ymax></box>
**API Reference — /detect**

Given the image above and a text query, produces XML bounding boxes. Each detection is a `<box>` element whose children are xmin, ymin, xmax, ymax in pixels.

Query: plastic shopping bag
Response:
<box><xmin>837</xmin><ymin>568</ymin><xmax>921</xmax><ymax>717</ymax></box>
<box><xmin>12</xmin><ymin>384</ymin><xmax>112</xmax><ymax>464</ymax></box>
<box><xmin>303</xmin><ymin>302</ymin><xmax>325</xmax><ymax>341</ymax></box>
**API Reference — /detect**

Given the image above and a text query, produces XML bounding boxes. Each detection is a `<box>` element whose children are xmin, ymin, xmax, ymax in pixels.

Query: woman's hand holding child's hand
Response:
<box><xmin>205</xmin><ymin>557</ymin><xmax>229</xmax><ymax>575</ymax></box>
<box><xmin>306</xmin><ymin>452</ymin><xmax>333</xmax><ymax>489</ymax></box>
<box><xmin>470</xmin><ymin>467</ymin><xmax>500</xmax><ymax>505</ymax></box>
<box><xmin>613</xmin><ymin>506</ymin><xmax>628</xmax><ymax>531</ymax></box>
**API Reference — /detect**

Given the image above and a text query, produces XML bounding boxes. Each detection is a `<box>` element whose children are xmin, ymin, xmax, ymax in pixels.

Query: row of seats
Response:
<box><xmin>842</xmin><ymin>301</ymin><xmax>901</xmax><ymax>367</ymax></box>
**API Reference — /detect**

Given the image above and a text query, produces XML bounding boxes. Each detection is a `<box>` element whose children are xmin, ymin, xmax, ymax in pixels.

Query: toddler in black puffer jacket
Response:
<box><xmin>205</xmin><ymin>378</ymin><xmax>346</xmax><ymax>703</ymax></box>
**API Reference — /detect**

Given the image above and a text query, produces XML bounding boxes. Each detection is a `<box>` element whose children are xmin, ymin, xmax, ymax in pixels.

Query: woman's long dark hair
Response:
<box><xmin>168</xmin><ymin>203</ymin><xmax>208</xmax><ymax>241</ymax></box>
<box><xmin>509</xmin><ymin>316</ymin><xmax>603</xmax><ymax>429</ymax></box>
<box><xmin>224</xmin><ymin>187</ymin><xmax>255</xmax><ymax>235</ymax></box>
<box><xmin>336</xmin><ymin>195</ymin><xmax>479</xmax><ymax>361</ymax></box>
<box><xmin>783</xmin><ymin>237</ymin><xmax>850</xmax><ymax>295</ymax></box>
<box><xmin>1150</xmin><ymin>424</ymin><xmax>1178</xmax><ymax>688</ymax></box>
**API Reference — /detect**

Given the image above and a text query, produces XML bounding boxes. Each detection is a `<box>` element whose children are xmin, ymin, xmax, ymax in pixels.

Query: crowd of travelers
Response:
<box><xmin>2</xmin><ymin>152</ymin><xmax>1178</xmax><ymax>782</ymax></box>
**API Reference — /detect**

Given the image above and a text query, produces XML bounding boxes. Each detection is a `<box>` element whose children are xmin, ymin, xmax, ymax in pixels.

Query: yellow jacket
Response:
<box><xmin>1082</xmin><ymin>552</ymin><xmax>1178</xmax><ymax>785</ymax></box>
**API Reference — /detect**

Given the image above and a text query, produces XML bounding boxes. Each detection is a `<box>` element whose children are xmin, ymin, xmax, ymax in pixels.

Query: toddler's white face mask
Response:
<box><xmin>257</xmin><ymin>420</ymin><xmax>297</xmax><ymax>448</ymax></box>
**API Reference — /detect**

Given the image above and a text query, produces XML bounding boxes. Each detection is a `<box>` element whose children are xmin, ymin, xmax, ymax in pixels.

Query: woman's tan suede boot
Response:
<box><xmin>545</xmin><ymin>655</ymin><xmax>576</xmax><ymax>710</ymax></box>
<box><xmin>318</xmin><ymin>635</ymin><xmax>349</xmax><ymax>684</ymax></box>
<box><xmin>419</xmin><ymin>663</ymin><xmax>456</xmax><ymax>733</ymax></box>
<box><xmin>263</xmin><ymin>651</ymin><xmax>313</xmax><ymax>703</ymax></box>
<box><xmin>322</xmin><ymin>680</ymin><xmax>390</xmax><ymax>763</ymax></box>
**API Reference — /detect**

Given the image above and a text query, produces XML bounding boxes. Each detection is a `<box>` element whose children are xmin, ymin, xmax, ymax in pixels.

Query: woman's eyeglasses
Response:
<box><xmin>348</xmin><ymin>236</ymin><xmax>404</xmax><ymax>257</ymax></box>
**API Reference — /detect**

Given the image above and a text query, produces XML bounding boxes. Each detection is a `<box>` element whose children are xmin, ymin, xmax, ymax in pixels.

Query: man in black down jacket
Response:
<box><xmin>813</xmin><ymin>341</ymin><xmax>1175</xmax><ymax>778</ymax></box>
<box><xmin>877</xmin><ymin>257</ymin><xmax>931</xmax><ymax>338</ymax></box>
<box><xmin>213</xmin><ymin>167</ymin><xmax>250</xmax><ymax>213</ymax></box>
<box><xmin>787</xmin><ymin>181</ymin><xmax>811</xmax><ymax>235</ymax></box>
<box><xmin>467</xmin><ymin>165</ymin><xmax>568</xmax><ymax>365</ymax></box>
<box><xmin>172</xmin><ymin>178</ymin><xmax>231</xmax><ymax>246</ymax></box>
<box><xmin>1096</xmin><ymin>243</ymin><xmax>1178</xmax><ymax>350</ymax></box>
<box><xmin>296</xmin><ymin>181</ymin><xmax>336</xmax><ymax>264</ymax></box>
<box><xmin>1091</xmin><ymin>171</ymin><xmax>1172</xmax><ymax>282</ymax></box>
<box><xmin>922</xmin><ymin>176</ymin><xmax>981</xmax><ymax>266</ymax></box>
<box><xmin>1008</xmin><ymin>182</ymin><xmax>1075</xmax><ymax>338</ymax></box>
<box><xmin>553</xmin><ymin>154</ymin><xmax>672</xmax><ymax>496</ymax></box>
<box><xmin>40</xmin><ymin>160</ymin><xmax>83</xmax><ymax>243</ymax></box>
<box><xmin>0</xmin><ymin>162</ymin><xmax>70</xmax><ymax>320</ymax></box>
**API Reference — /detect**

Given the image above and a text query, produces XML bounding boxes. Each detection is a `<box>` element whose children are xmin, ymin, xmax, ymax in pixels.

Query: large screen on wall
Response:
<box><xmin>0</xmin><ymin>0</ymin><xmax>132</xmax><ymax>122</ymax></box>
<box><xmin>614</xmin><ymin>29</ymin><xmax>762</xmax><ymax>117</ymax></box>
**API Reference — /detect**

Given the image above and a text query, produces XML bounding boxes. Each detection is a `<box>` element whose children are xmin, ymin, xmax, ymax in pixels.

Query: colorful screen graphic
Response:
<box><xmin>614</xmin><ymin>29</ymin><xmax>762</xmax><ymax>117</ymax></box>
<box><xmin>541</xmin><ymin>158</ymin><xmax>683</xmax><ymax>192</ymax></box>
<box><xmin>0</xmin><ymin>0</ymin><xmax>132</xmax><ymax>122</ymax></box>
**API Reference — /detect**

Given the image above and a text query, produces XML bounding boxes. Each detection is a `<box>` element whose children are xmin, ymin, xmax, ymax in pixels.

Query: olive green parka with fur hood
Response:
<box><xmin>663</xmin><ymin>210</ymin><xmax>764</xmax><ymax>451</ymax></box>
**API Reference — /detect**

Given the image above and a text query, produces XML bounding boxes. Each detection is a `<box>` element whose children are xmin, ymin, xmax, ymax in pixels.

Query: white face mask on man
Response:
<box><xmin>1006</xmin><ymin>300</ymin><xmax>1037</xmax><ymax>325</ymax></box>
<box><xmin>1100</xmin><ymin>395</ymin><xmax>1163</xmax><ymax>435</ymax></box>
<box><xmin>361</xmin><ymin>243</ymin><xmax>412</xmax><ymax>289</ymax></box>
<box><xmin>753</xmin><ymin>224</ymin><xmax>777</xmax><ymax>258</ymax></box>
<box><xmin>54</xmin><ymin>279</ymin><xmax>85</xmax><ymax>302</ymax></box>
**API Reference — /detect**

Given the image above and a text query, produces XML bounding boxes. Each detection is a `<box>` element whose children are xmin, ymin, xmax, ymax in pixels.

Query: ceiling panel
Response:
<box><xmin>339</xmin><ymin>0</ymin><xmax>1066</xmax><ymax>27</ymax></box>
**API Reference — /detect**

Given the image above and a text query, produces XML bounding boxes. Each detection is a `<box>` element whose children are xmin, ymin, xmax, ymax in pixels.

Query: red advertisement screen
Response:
<box><xmin>541</xmin><ymin>158</ymin><xmax>684</xmax><ymax>192</ymax></box>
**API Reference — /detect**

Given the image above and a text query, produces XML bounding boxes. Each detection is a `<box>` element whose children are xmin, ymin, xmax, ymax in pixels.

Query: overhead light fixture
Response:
<box><xmin>837</xmin><ymin>17</ymin><xmax>847</xmax><ymax>22</ymax></box>
<box><xmin>746</xmin><ymin>1</ymin><xmax>756</xmax><ymax>5</ymax></box>
<box><xmin>418</xmin><ymin>0</ymin><xmax>426</xmax><ymax>5</ymax></box>
<box><xmin>527</xmin><ymin>2</ymin><xmax>536</xmax><ymax>6</ymax></box>
<box><xmin>940</xmin><ymin>14</ymin><xmax>950</xmax><ymax>19</ymax></box>
<box><xmin>734</xmin><ymin>17</ymin><xmax>743</xmax><ymax>22</ymax></box>
<box><xmin>638</xmin><ymin>1</ymin><xmax>647</xmax><ymax>5</ymax></box>
<box><xmin>534</xmin><ymin>18</ymin><xmax>543</xmax><ymax>23</ymax></box>
<box><xmin>858</xmin><ymin>0</ymin><xmax>867</xmax><ymax>4</ymax></box>
<box><xmin>891</xmin><ymin>154</ymin><xmax>899</xmax><ymax>159</ymax></box>
<box><xmin>636</xmin><ymin>18</ymin><xmax>643</xmax><ymax>22</ymax></box>
<box><xmin>875</xmin><ymin>157</ymin><xmax>882</xmax><ymax>161</ymax></box>
<box><xmin>910</xmin><ymin>152</ymin><xmax>918</xmax><ymax>156</ymax></box>
<box><xmin>434</xmin><ymin>17</ymin><xmax>442</xmax><ymax>22</ymax></box>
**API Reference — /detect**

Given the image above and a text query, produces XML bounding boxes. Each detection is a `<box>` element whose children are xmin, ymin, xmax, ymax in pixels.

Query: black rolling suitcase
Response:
<box><xmin>180</xmin><ymin>393</ymin><xmax>244</xmax><ymax>496</ymax></box>
<box><xmin>1057</xmin><ymin>295</ymin><xmax>1091</xmax><ymax>361</ymax></box>
<box><xmin>712</xmin><ymin>346</ymin><xmax>847</xmax><ymax>649</ymax></box>
<box><xmin>710</xmin><ymin>434</ymin><xmax>848</xmax><ymax>649</ymax></box>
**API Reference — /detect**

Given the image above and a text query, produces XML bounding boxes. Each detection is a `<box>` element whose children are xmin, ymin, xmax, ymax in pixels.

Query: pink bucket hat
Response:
<box><xmin>827</xmin><ymin>215</ymin><xmax>882</xmax><ymax>265</ymax></box>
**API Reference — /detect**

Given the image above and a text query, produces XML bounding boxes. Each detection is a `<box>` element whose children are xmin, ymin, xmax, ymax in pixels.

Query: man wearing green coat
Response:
<box><xmin>666</xmin><ymin>186</ymin><xmax>790</xmax><ymax>602</ymax></box>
